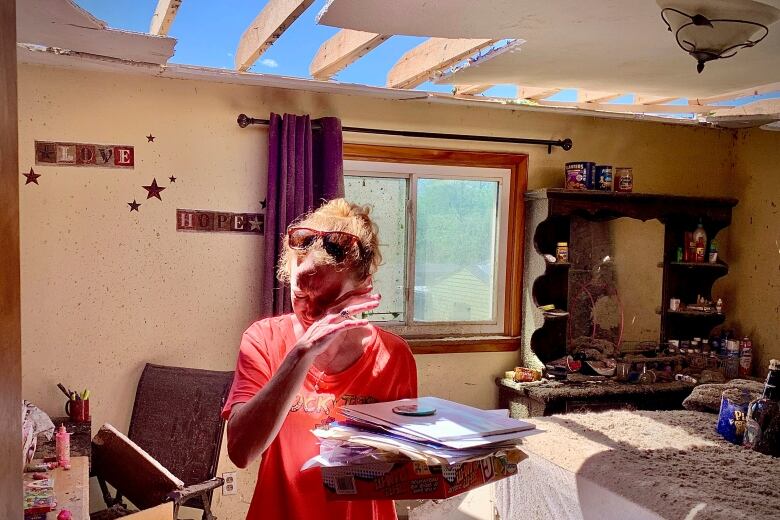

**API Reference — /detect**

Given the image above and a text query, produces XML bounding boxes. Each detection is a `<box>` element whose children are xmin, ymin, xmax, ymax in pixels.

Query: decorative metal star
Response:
<box><xmin>248</xmin><ymin>215</ymin><xmax>263</xmax><ymax>232</ymax></box>
<box><xmin>127</xmin><ymin>200</ymin><xmax>141</xmax><ymax>212</ymax></box>
<box><xmin>168</xmin><ymin>175</ymin><xmax>177</xmax><ymax>183</ymax></box>
<box><xmin>142</xmin><ymin>178</ymin><xmax>166</xmax><ymax>200</ymax></box>
<box><xmin>22</xmin><ymin>168</ymin><xmax>41</xmax><ymax>185</ymax></box>
<box><xmin>146</xmin><ymin>134</ymin><xmax>155</xmax><ymax>142</ymax></box>
<box><xmin>260</xmin><ymin>198</ymin><xmax>267</xmax><ymax>209</ymax></box>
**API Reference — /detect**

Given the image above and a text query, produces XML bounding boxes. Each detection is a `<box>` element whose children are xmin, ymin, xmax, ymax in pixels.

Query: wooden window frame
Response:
<box><xmin>343</xmin><ymin>144</ymin><xmax>528</xmax><ymax>354</ymax></box>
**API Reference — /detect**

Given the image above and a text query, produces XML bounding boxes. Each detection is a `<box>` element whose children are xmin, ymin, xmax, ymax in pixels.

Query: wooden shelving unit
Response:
<box><xmin>521</xmin><ymin>189</ymin><xmax>738</xmax><ymax>369</ymax></box>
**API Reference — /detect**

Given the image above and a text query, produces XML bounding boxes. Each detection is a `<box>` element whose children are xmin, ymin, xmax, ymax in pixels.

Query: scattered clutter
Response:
<box><xmin>21</xmin><ymin>401</ymin><xmax>55</xmax><ymax>466</ymax></box>
<box><xmin>303</xmin><ymin>397</ymin><xmax>541</xmax><ymax>500</ymax></box>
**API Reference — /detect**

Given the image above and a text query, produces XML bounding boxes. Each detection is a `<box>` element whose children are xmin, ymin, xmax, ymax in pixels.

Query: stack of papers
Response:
<box><xmin>303</xmin><ymin>396</ymin><xmax>541</xmax><ymax>469</ymax></box>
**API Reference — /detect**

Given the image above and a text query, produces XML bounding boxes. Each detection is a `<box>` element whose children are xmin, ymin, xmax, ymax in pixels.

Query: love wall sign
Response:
<box><xmin>35</xmin><ymin>141</ymin><xmax>134</xmax><ymax>168</ymax></box>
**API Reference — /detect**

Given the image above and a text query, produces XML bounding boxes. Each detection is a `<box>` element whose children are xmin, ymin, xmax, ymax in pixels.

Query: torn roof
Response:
<box><xmin>13</xmin><ymin>0</ymin><xmax>780</xmax><ymax>129</ymax></box>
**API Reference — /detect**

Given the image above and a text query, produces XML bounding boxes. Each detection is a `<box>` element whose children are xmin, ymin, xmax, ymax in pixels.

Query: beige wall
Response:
<box><xmin>18</xmin><ymin>63</ymin><xmax>750</xmax><ymax>517</ymax></box>
<box><xmin>719</xmin><ymin>128</ymin><xmax>780</xmax><ymax>372</ymax></box>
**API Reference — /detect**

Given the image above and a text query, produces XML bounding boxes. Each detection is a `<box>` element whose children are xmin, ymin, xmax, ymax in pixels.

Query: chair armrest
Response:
<box><xmin>165</xmin><ymin>478</ymin><xmax>224</xmax><ymax>502</ymax></box>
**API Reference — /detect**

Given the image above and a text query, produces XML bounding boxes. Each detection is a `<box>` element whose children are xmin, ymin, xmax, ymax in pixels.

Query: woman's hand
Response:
<box><xmin>295</xmin><ymin>294</ymin><xmax>380</xmax><ymax>360</ymax></box>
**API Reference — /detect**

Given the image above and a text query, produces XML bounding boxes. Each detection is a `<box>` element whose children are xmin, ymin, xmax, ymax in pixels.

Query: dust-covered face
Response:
<box><xmin>289</xmin><ymin>250</ymin><xmax>367</xmax><ymax>330</ymax></box>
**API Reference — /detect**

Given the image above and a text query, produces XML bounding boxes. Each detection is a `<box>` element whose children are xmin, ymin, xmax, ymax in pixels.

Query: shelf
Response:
<box><xmin>545</xmin><ymin>262</ymin><xmax>572</xmax><ymax>268</ymax></box>
<box><xmin>667</xmin><ymin>310</ymin><xmax>726</xmax><ymax>321</ymax></box>
<box><xmin>669</xmin><ymin>261</ymin><xmax>728</xmax><ymax>272</ymax></box>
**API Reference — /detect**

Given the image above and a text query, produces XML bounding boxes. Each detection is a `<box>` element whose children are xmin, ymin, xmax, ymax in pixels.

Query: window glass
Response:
<box><xmin>414</xmin><ymin>179</ymin><xmax>499</xmax><ymax>322</ymax></box>
<box><xmin>344</xmin><ymin>176</ymin><xmax>408</xmax><ymax>322</ymax></box>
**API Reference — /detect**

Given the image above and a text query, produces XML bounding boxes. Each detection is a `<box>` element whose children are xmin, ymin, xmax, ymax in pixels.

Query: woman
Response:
<box><xmin>223</xmin><ymin>198</ymin><xmax>418</xmax><ymax>520</ymax></box>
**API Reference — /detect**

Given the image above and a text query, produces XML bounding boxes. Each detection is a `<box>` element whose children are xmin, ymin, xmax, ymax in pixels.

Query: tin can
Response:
<box><xmin>556</xmin><ymin>242</ymin><xmax>569</xmax><ymax>263</ymax></box>
<box><xmin>614</xmin><ymin>167</ymin><xmax>633</xmax><ymax>193</ymax></box>
<box><xmin>514</xmin><ymin>367</ymin><xmax>542</xmax><ymax>383</ymax></box>
<box><xmin>595</xmin><ymin>165</ymin><xmax>613</xmax><ymax>191</ymax></box>
<box><xmin>565</xmin><ymin>162</ymin><xmax>595</xmax><ymax>190</ymax></box>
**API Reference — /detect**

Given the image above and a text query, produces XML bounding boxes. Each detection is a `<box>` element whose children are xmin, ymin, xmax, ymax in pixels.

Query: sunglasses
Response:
<box><xmin>287</xmin><ymin>227</ymin><xmax>360</xmax><ymax>262</ymax></box>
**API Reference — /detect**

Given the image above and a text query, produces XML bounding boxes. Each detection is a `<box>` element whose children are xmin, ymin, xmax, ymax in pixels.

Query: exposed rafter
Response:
<box><xmin>149</xmin><ymin>0</ymin><xmax>182</xmax><ymax>36</ymax></box>
<box><xmin>453</xmin><ymin>84</ymin><xmax>493</xmax><ymax>96</ymax></box>
<box><xmin>634</xmin><ymin>95</ymin><xmax>678</xmax><ymax>105</ymax></box>
<box><xmin>689</xmin><ymin>82</ymin><xmax>780</xmax><ymax>105</ymax></box>
<box><xmin>387</xmin><ymin>38</ymin><xmax>496</xmax><ymax>90</ymax></box>
<box><xmin>534</xmin><ymin>100</ymin><xmax>726</xmax><ymax>114</ymax></box>
<box><xmin>578</xmin><ymin>90</ymin><xmax>622</xmax><ymax>103</ymax></box>
<box><xmin>517</xmin><ymin>87</ymin><xmax>561</xmax><ymax>101</ymax></box>
<box><xmin>310</xmin><ymin>29</ymin><xmax>389</xmax><ymax>80</ymax></box>
<box><xmin>235</xmin><ymin>0</ymin><xmax>314</xmax><ymax>72</ymax></box>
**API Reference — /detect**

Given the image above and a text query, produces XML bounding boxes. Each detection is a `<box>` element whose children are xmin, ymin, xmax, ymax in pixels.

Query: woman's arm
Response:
<box><xmin>225</xmin><ymin>298</ymin><xmax>379</xmax><ymax>468</ymax></box>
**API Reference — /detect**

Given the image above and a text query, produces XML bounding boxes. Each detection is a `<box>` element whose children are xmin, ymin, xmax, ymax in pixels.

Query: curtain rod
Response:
<box><xmin>236</xmin><ymin>114</ymin><xmax>572</xmax><ymax>154</ymax></box>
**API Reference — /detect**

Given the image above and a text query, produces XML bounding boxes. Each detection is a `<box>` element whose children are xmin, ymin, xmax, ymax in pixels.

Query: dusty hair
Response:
<box><xmin>277</xmin><ymin>198</ymin><xmax>382</xmax><ymax>283</ymax></box>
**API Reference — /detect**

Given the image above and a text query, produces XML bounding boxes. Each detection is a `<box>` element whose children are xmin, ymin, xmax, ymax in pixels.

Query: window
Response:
<box><xmin>342</xmin><ymin>145</ymin><xmax>527</xmax><ymax>352</ymax></box>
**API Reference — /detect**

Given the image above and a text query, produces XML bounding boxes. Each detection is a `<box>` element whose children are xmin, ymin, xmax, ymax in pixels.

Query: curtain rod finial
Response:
<box><xmin>237</xmin><ymin>113</ymin><xmax>251</xmax><ymax>128</ymax></box>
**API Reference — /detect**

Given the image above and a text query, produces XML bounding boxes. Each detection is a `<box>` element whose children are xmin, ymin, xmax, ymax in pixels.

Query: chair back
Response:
<box><xmin>127</xmin><ymin>364</ymin><xmax>233</xmax><ymax>487</ymax></box>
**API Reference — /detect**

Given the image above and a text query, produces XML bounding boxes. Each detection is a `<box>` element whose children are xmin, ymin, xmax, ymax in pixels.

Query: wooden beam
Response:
<box><xmin>689</xmin><ymin>82</ymin><xmax>780</xmax><ymax>105</ymax></box>
<box><xmin>310</xmin><ymin>29</ymin><xmax>389</xmax><ymax>80</ymax></box>
<box><xmin>578</xmin><ymin>90</ymin><xmax>622</xmax><ymax>103</ymax></box>
<box><xmin>387</xmin><ymin>38</ymin><xmax>496</xmax><ymax>89</ymax></box>
<box><xmin>534</xmin><ymin>100</ymin><xmax>724</xmax><ymax>114</ymax></box>
<box><xmin>709</xmin><ymin>99</ymin><xmax>780</xmax><ymax>117</ymax></box>
<box><xmin>517</xmin><ymin>87</ymin><xmax>560</xmax><ymax>101</ymax></box>
<box><xmin>453</xmin><ymin>84</ymin><xmax>493</xmax><ymax>96</ymax></box>
<box><xmin>634</xmin><ymin>95</ymin><xmax>679</xmax><ymax>105</ymax></box>
<box><xmin>0</xmin><ymin>0</ymin><xmax>22</xmax><ymax>517</ymax></box>
<box><xmin>235</xmin><ymin>0</ymin><xmax>314</xmax><ymax>72</ymax></box>
<box><xmin>149</xmin><ymin>0</ymin><xmax>182</xmax><ymax>36</ymax></box>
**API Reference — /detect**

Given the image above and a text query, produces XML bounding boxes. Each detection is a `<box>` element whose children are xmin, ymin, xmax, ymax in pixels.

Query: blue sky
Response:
<box><xmin>75</xmin><ymin>0</ymin><xmax>777</xmax><ymax>108</ymax></box>
<box><xmin>74</xmin><ymin>0</ymin><xmax>517</xmax><ymax>97</ymax></box>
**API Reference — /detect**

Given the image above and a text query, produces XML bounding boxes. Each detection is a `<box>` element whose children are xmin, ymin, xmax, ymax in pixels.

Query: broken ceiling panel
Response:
<box><xmin>319</xmin><ymin>0</ymin><xmax>780</xmax><ymax>99</ymax></box>
<box><xmin>317</xmin><ymin>0</ymin><xmax>525</xmax><ymax>38</ymax></box>
<box><xmin>17</xmin><ymin>0</ymin><xmax>175</xmax><ymax>65</ymax></box>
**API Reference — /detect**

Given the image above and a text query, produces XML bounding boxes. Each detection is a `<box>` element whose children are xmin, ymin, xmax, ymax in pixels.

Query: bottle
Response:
<box><xmin>693</xmin><ymin>220</ymin><xmax>707</xmax><ymax>263</ymax></box>
<box><xmin>739</xmin><ymin>337</ymin><xmax>753</xmax><ymax>377</ymax></box>
<box><xmin>743</xmin><ymin>359</ymin><xmax>780</xmax><ymax>456</ymax></box>
<box><xmin>55</xmin><ymin>424</ymin><xmax>71</xmax><ymax>467</ymax></box>
<box><xmin>709</xmin><ymin>239</ymin><xmax>719</xmax><ymax>263</ymax></box>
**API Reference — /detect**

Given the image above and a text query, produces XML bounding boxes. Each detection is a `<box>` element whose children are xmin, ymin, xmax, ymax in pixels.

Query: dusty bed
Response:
<box><xmin>496</xmin><ymin>410</ymin><xmax>780</xmax><ymax>520</ymax></box>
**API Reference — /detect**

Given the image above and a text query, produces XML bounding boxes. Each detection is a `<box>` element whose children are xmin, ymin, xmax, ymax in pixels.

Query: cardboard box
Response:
<box><xmin>320</xmin><ymin>448</ymin><xmax>526</xmax><ymax>500</ymax></box>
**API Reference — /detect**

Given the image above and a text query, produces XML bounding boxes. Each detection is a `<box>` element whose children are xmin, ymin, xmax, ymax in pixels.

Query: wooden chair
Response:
<box><xmin>92</xmin><ymin>363</ymin><xmax>234</xmax><ymax>520</ymax></box>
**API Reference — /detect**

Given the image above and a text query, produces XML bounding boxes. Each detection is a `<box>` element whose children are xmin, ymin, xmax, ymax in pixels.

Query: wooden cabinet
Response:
<box><xmin>521</xmin><ymin>189</ymin><xmax>737</xmax><ymax>368</ymax></box>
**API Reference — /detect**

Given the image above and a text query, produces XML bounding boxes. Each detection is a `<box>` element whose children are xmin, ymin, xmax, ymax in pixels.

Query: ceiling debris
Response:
<box><xmin>17</xmin><ymin>0</ymin><xmax>175</xmax><ymax>65</ymax></box>
<box><xmin>14</xmin><ymin>0</ymin><xmax>780</xmax><ymax>128</ymax></box>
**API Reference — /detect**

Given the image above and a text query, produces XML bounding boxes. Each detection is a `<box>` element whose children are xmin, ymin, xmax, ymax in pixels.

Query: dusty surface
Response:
<box><xmin>514</xmin><ymin>410</ymin><xmax>779</xmax><ymax>519</ymax></box>
<box><xmin>682</xmin><ymin>379</ymin><xmax>765</xmax><ymax>413</ymax></box>
<box><xmin>499</xmin><ymin>378</ymin><xmax>695</xmax><ymax>402</ymax></box>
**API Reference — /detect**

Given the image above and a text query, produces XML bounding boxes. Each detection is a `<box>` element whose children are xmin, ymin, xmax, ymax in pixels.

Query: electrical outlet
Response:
<box><xmin>222</xmin><ymin>472</ymin><xmax>238</xmax><ymax>495</ymax></box>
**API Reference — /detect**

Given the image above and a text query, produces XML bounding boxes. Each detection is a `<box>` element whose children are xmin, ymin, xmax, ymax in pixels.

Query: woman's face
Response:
<box><xmin>289</xmin><ymin>250</ymin><xmax>366</xmax><ymax>329</ymax></box>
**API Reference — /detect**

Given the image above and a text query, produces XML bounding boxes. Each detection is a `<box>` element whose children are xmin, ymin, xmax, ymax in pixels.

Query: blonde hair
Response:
<box><xmin>277</xmin><ymin>199</ymin><xmax>382</xmax><ymax>283</ymax></box>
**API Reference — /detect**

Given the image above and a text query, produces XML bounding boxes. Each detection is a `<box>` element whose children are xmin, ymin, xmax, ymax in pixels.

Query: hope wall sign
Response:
<box><xmin>176</xmin><ymin>209</ymin><xmax>264</xmax><ymax>235</ymax></box>
<box><xmin>35</xmin><ymin>141</ymin><xmax>134</xmax><ymax>168</ymax></box>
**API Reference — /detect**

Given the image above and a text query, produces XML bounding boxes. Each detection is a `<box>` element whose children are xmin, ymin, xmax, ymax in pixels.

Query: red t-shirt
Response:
<box><xmin>222</xmin><ymin>314</ymin><xmax>418</xmax><ymax>520</ymax></box>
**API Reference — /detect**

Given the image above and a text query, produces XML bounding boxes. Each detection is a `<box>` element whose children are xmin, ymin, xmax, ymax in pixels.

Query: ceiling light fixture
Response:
<box><xmin>658</xmin><ymin>0</ymin><xmax>780</xmax><ymax>73</ymax></box>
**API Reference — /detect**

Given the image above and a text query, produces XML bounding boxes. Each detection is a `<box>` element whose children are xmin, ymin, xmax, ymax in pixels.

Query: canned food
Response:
<box><xmin>595</xmin><ymin>165</ymin><xmax>613</xmax><ymax>191</ymax></box>
<box><xmin>614</xmin><ymin>167</ymin><xmax>633</xmax><ymax>193</ymax></box>
<box><xmin>565</xmin><ymin>162</ymin><xmax>595</xmax><ymax>190</ymax></box>
<box><xmin>514</xmin><ymin>367</ymin><xmax>542</xmax><ymax>383</ymax></box>
<box><xmin>556</xmin><ymin>242</ymin><xmax>569</xmax><ymax>263</ymax></box>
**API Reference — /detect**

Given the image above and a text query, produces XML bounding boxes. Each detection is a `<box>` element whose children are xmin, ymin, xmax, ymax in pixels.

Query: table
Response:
<box><xmin>46</xmin><ymin>456</ymin><xmax>89</xmax><ymax>520</ymax></box>
<box><xmin>35</xmin><ymin>417</ymin><xmax>92</xmax><ymax>461</ymax></box>
<box><xmin>495</xmin><ymin>410</ymin><xmax>780</xmax><ymax>520</ymax></box>
<box><xmin>496</xmin><ymin>378</ymin><xmax>695</xmax><ymax>417</ymax></box>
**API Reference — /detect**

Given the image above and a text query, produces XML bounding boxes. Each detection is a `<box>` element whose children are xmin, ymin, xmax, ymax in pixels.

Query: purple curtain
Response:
<box><xmin>261</xmin><ymin>113</ymin><xmax>344</xmax><ymax>317</ymax></box>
